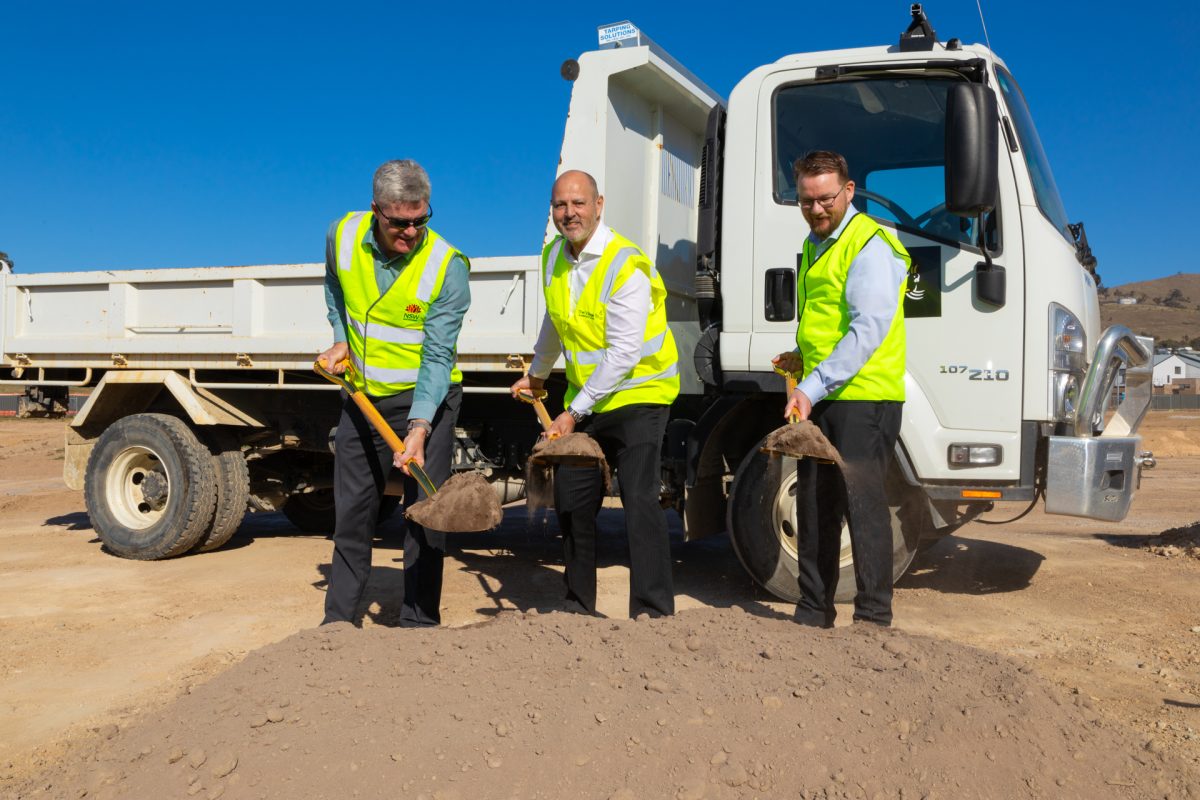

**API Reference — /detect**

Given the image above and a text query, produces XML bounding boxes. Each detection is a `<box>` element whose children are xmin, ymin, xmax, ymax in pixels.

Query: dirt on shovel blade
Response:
<box><xmin>403</xmin><ymin>471</ymin><xmax>502</xmax><ymax>532</ymax></box>
<box><xmin>530</xmin><ymin>432</ymin><xmax>608</xmax><ymax>466</ymax></box>
<box><xmin>526</xmin><ymin>433</ymin><xmax>610</xmax><ymax>510</ymax></box>
<box><xmin>761</xmin><ymin>420</ymin><xmax>843</xmax><ymax>464</ymax></box>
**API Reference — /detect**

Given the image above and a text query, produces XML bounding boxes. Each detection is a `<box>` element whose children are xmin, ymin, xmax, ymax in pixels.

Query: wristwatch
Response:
<box><xmin>568</xmin><ymin>407</ymin><xmax>588</xmax><ymax>424</ymax></box>
<box><xmin>406</xmin><ymin>419</ymin><xmax>433</xmax><ymax>436</ymax></box>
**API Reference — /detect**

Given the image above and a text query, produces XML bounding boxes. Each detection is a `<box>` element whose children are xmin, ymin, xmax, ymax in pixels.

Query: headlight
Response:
<box><xmin>1049</xmin><ymin>304</ymin><xmax>1087</xmax><ymax>422</ymax></box>
<box><xmin>1050</xmin><ymin>304</ymin><xmax>1087</xmax><ymax>371</ymax></box>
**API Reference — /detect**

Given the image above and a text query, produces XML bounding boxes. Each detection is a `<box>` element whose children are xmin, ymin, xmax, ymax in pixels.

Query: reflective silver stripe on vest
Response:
<box><xmin>367</xmin><ymin>364</ymin><xmax>421</xmax><ymax>385</ymax></box>
<box><xmin>599</xmin><ymin>247</ymin><xmax>641</xmax><ymax>302</ymax></box>
<box><xmin>544</xmin><ymin>240</ymin><xmax>563</xmax><ymax>287</ymax></box>
<box><xmin>416</xmin><ymin>236</ymin><xmax>451</xmax><ymax>303</ymax></box>
<box><xmin>350</xmin><ymin>352</ymin><xmax>420</xmax><ymax>387</ymax></box>
<box><xmin>564</xmin><ymin>329</ymin><xmax>668</xmax><ymax>366</ymax></box>
<box><xmin>350</xmin><ymin>317</ymin><xmax>425</xmax><ymax>346</ymax></box>
<box><xmin>338</xmin><ymin>212</ymin><xmax>369</xmax><ymax>272</ymax></box>
<box><xmin>613</xmin><ymin>361</ymin><xmax>678</xmax><ymax>392</ymax></box>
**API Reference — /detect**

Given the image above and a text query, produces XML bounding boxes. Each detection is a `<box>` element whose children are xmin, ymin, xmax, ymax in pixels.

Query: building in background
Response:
<box><xmin>1153</xmin><ymin>350</ymin><xmax>1200</xmax><ymax>389</ymax></box>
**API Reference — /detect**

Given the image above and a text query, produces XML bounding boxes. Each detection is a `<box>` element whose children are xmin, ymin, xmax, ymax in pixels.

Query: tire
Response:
<box><xmin>726</xmin><ymin>436</ymin><xmax>927</xmax><ymax>603</ymax></box>
<box><xmin>84</xmin><ymin>414</ymin><xmax>218</xmax><ymax>560</ymax></box>
<box><xmin>191</xmin><ymin>439</ymin><xmax>250</xmax><ymax>553</ymax></box>
<box><xmin>280</xmin><ymin>490</ymin><xmax>400</xmax><ymax>534</ymax></box>
<box><xmin>281</xmin><ymin>489</ymin><xmax>336</xmax><ymax>533</ymax></box>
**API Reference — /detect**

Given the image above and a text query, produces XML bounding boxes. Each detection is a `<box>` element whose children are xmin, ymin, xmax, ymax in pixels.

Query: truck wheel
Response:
<box><xmin>281</xmin><ymin>490</ymin><xmax>400</xmax><ymax>534</ymax></box>
<box><xmin>727</xmin><ymin>440</ymin><xmax>924</xmax><ymax>604</ymax></box>
<box><xmin>84</xmin><ymin>414</ymin><xmax>218</xmax><ymax>560</ymax></box>
<box><xmin>191</xmin><ymin>441</ymin><xmax>250</xmax><ymax>553</ymax></box>
<box><xmin>281</xmin><ymin>489</ymin><xmax>336</xmax><ymax>533</ymax></box>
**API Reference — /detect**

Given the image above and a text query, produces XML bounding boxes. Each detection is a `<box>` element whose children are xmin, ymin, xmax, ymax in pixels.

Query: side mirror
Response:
<box><xmin>945</xmin><ymin>83</ymin><xmax>999</xmax><ymax>217</ymax></box>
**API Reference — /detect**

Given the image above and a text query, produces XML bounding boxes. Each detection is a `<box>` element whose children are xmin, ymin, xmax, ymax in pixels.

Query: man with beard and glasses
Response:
<box><xmin>773</xmin><ymin>150</ymin><xmax>910</xmax><ymax>628</ymax></box>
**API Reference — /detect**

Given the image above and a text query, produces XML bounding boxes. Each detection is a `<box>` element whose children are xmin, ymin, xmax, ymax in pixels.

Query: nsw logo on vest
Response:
<box><xmin>577</xmin><ymin>309</ymin><xmax>598</xmax><ymax>320</ymax></box>
<box><xmin>403</xmin><ymin>302</ymin><xmax>426</xmax><ymax>322</ymax></box>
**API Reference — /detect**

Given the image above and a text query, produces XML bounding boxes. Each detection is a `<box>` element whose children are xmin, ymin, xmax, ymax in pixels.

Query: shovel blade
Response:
<box><xmin>404</xmin><ymin>472</ymin><xmax>503</xmax><ymax>532</ymax></box>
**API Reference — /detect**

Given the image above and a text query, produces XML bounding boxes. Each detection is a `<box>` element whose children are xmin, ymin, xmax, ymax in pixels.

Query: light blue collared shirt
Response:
<box><xmin>324</xmin><ymin>218</ymin><xmax>470</xmax><ymax>423</ymax></box>
<box><xmin>796</xmin><ymin>204</ymin><xmax>908</xmax><ymax>405</ymax></box>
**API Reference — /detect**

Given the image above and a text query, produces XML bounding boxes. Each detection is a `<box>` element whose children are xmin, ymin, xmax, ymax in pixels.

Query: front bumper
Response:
<box><xmin>1045</xmin><ymin>435</ymin><xmax>1140</xmax><ymax>521</ymax></box>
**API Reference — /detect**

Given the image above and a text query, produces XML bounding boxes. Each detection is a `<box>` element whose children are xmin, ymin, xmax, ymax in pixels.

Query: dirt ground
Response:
<box><xmin>1</xmin><ymin>413</ymin><xmax>1199</xmax><ymax>797</ymax></box>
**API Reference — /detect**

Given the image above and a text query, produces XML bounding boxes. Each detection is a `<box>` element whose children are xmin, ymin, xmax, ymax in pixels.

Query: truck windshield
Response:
<box><xmin>993</xmin><ymin>66</ymin><xmax>1073</xmax><ymax>244</ymax></box>
<box><xmin>774</xmin><ymin>77</ymin><xmax>997</xmax><ymax>250</ymax></box>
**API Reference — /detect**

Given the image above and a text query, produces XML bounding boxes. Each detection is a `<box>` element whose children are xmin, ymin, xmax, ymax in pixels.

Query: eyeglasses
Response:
<box><xmin>797</xmin><ymin>185</ymin><xmax>847</xmax><ymax>211</ymax></box>
<box><xmin>374</xmin><ymin>204</ymin><xmax>433</xmax><ymax>231</ymax></box>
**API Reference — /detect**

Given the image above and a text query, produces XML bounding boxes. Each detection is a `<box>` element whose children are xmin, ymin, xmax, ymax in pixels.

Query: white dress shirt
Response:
<box><xmin>529</xmin><ymin>225</ymin><xmax>652</xmax><ymax>416</ymax></box>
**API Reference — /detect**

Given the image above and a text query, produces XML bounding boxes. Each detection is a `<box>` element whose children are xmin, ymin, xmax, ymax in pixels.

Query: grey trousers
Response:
<box><xmin>322</xmin><ymin>385</ymin><xmax>461</xmax><ymax>627</ymax></box>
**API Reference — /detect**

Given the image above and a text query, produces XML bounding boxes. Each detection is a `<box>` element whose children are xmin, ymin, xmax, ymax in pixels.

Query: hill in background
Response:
<box><xmin>1100</xmin><ymin>273</ymin><xmax>1200</xmax><ymax>349</ymax></box>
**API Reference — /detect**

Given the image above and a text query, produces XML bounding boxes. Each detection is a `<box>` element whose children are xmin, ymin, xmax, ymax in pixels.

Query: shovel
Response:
<box><xmin>760</xmin><ymin>367</ymin><xmax>842</xmax><ymax>465</ymax></box>
<box><xmin>515</xmin><ymin>389</ymin><xmax>608</xmax><ymax>468</ymax></box>
<box><xmin>514</xmin><ymin>388</ymin><xmax>609</xmax><ymax>508</ymax></box>
<box><xmin>314</xmin><ymin>359</ymin><xmax>502</xmax><ymax>532</ymax></box>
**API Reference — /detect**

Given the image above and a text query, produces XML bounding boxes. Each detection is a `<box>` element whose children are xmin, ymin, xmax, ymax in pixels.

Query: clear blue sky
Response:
<box><xmin>2</xmin><ymin>1</ymin><xmax>1196</xmax><ymax>288</ymax></box>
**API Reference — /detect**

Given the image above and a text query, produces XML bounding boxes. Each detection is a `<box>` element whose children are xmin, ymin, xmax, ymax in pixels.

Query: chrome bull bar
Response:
<box><xmin>1072</xmin><ymin>325</ymin><xmax>1152</xmax><ymax>438</ymax></box>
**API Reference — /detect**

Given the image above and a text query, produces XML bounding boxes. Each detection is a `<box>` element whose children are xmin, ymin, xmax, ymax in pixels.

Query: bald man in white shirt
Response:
<box><xmin>511</xmin><ymin>170</ymin><xmax>680</xmax><ymax>618</ymax></box>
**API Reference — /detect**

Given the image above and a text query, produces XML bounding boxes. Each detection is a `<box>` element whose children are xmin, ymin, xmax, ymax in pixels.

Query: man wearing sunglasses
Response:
<box><xmin>317</xmin><ymin>159</ymin><xmax>470</xmax><ymax>628</ymax></box>
<box><xmin>773</xmin><ymin>150</ymin><xmax>910</xmax><ymax>629</ymax></box>
<box><xmin>510</xmin><ymin>169</ymin><xmax>679</xmax><ymax>619</ymax></box>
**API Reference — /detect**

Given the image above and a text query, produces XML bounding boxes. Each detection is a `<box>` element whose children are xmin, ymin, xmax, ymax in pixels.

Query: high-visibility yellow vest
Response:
<box><xmin>796</xmin><ymin>213</ymin><xmax>909</xmax><ymax>401</ymax></box>
<box><xmin>335</xmin><ymin>211</ymin><xmax>465</xmax><ymax>397</ymax></box>
<box><xmin>542</xmin><ymin>230</ymin><xmax>679</xmax><ymax>412</ymax></box>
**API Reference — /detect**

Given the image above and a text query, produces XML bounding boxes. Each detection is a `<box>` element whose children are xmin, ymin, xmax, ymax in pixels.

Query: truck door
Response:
<box><xmin>746</xmin><ymin>67</ymin><xmax>1025</xmax><ymax>482</ymax></box>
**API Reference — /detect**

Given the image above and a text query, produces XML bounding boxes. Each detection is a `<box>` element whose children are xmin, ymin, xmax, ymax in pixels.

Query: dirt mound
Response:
<box><xmin>1142</xmin><ymin>521</ymin><xmax>1200</xmax><ymax>560</ymax></box>
<box><xmin>9</xmin><ymin>608</ymin><xmax>1195</xmax><ymax>800</ymax></box>
<box><xmin>404</xmin><ymin>471</ymin><xmax>503</xmax><ymax>532</ymax></box>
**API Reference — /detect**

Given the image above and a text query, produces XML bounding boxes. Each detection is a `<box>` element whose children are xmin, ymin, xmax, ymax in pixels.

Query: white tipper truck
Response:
<box><xmin>0</xmin><ymin>7</ymin><xmax>1154</xmax><ymax>600</ymax></box>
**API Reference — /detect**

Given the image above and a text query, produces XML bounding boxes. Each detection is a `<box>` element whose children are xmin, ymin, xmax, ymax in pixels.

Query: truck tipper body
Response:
<box><xmin>0</xmin><ymin>9</ymin><xmax>1154</xmax><ymax>599</ymax></box>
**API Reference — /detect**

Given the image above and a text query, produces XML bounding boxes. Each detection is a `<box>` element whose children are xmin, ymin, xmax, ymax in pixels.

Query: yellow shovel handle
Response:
<box><xmin>515</xmin><ymin>388</ymin><xmax>560</xmax><ymax>439</ymax></box>
<box><xmin>775</xmin><ymin>366</ymin><xmax>801</xmax><ymax>424</ymax></box>
<box><xmin>314</xmin><ymin>358</ymin><xmax>438</xmax><ymax>496</ymax></box>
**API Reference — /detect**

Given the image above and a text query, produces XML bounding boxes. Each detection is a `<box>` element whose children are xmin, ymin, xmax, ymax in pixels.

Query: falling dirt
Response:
<box><xmin>760</xmin><ymin>421</ymin><xmax>843</xmax><ymax>464</ymax></box>
<box><xmin>526</xmin><ymin>433</ymin><xmax>610</xmax><ymax>510</ymax></box>
<box><xmin>8</xmin><ymin>608</ymin><xmax>1197</xmax><ymax>800</ymax></box>
<box><xmin>405</xmin><ymin>472</ymin><xmax>503</xmax><ymax>532</ymax></box>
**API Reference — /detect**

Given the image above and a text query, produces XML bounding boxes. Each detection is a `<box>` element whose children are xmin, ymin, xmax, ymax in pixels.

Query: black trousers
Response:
<box><xmin>322</xmin><ymin>385</ymin><xmax>461</xmax><ymax>627</ymax></box>
<box><xmin>552</xmin><ymin>403</ymin><xmax>674</xmax><ymax>618</ymax></box>
<box><xmin>794</xmin><ymin>400</ymin><xmax>902</xmax><ymax>627</ymax></box>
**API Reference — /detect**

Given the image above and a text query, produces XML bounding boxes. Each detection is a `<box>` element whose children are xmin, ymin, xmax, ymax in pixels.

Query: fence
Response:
<box><xmin>1150</xmin><ymin>394</ymin><xmax>1200</xmax><ymax>411</ymax></box>
<box><xmin>1107</xmin><ymin>385</ymin><xmax>1200</xmax><ymax>411</ymax></box>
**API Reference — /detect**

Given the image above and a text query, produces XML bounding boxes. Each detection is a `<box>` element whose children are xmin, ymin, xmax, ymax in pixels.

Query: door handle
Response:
<box><xmin>764</xmin><ymin>268</ymin><xmax>796</xmax><ymax>321</ymax></box>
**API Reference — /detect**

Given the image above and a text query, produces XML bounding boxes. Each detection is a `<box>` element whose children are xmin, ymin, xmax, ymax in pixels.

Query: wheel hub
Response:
<box><xmin>139</xmin><ymin>471</ymin><xmax>169</xmax><ymax>508</ymax></box>
<box><xmin>105</xmin><ymin>446</ymin><xmax>171</xmax><ymax>530</ymax></box>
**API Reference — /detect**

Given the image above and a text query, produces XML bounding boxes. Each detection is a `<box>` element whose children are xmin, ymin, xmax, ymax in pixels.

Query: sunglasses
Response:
<box><xmin>374</xmin><ymin>204</ymin><xmax>433</xmax><ymax>231</ymax></box>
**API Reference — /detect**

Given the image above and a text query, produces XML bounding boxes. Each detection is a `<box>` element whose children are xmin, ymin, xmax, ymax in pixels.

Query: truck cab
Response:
<box><xmin>559</xmin><ymin>10</ymin><xmax>1152</xmax><ymax>601</ymax></box>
